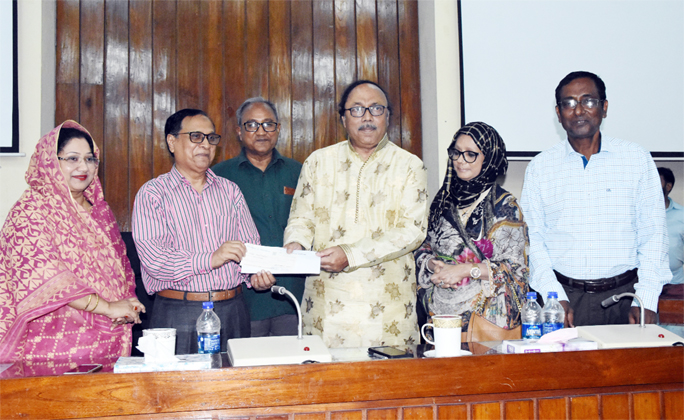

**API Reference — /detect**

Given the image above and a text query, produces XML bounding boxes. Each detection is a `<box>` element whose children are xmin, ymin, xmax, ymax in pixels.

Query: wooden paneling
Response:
<box><xmin>664</xmin><ymin>390</ymin><xmax>684</xmax><ymax>420</ymax></box>
<box><xmin>539</xmin><ymin>398</ymin><xmax>567</xmax><ymax>420</ymax></box>
<box><xmin>570</xmin><ymin>396</ymin><xmax>599</xmax><ymax>420</ymax></box>
<box><xmin>438</xmin><ymin>404</ymin><xmax>468</xmax><ymax>420</ymax></box>
<box><xmin>55</xmin><ymin>0</ymin><xmax>423</xmax><ymax>229</ymax></box>
<box><xmin>472</xmin><ymin>402</ymin><xmax>500</xmax><ymax>420</ymax></box>
<box><xmin>633</xmin><ymin>392</ymin><xmax>661</xmax><ymax>419</ymax></box>
<box><xmin>505</xmin><ymin>400</ymin><xmax>534</xmax><ymax>420</ymax></box>
<box><xmin>601</xmin><ymin>394</ymin><xmax>630</xmax><ymax>420</ymax></box>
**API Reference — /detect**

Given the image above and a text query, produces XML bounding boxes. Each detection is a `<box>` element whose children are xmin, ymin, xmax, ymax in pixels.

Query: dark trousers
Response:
<box><xmin>250</xmin><ymin>314</ymin><xmax>298</xmax><ymax>337</ymax></box>
<box><xmin>149</xmin><ymin>294</ymin><xmax>250</xmax><ymax>354</ymax></box>
<box><xmin>562</xmin><ymin>278</ymin><xmax>638</xmax><ymax>326</ymax></box>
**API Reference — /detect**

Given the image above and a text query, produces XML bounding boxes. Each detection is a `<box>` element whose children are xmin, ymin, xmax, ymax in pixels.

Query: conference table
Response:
<box><xmin>1</xmin><ymin>341</ymin><xmax>682</xmax><ymax>420</ymax></box>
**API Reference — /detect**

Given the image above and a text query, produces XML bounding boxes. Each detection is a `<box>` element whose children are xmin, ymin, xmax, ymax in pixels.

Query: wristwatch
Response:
<box><xmin>470</xmin><ymin>264</ymin><xmax>482</xmax><ymax>280</ymax></box>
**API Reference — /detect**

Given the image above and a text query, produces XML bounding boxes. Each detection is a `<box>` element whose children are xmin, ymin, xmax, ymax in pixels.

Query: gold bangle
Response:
<box><xmin>83</xmin><ymin>294</ymin><xmax>93</xmax><ymax>312</ymax></box>
<box><xmin>88</xmin><ymin>294</ymin><xmax>100</xmax><ymax>312</ymax></box>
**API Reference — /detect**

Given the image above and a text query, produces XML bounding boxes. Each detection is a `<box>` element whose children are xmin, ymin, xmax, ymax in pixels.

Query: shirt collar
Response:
<box><xmin>346</xmin><ymin>133</ymin><xmax>390</xmax><ymax>157</ymax></box>
<box><xmin>169</xmin><ymin>164</ymin><xmax>217</xmax><ymax>190</ymax></box>
<box><xmin>236</xmin><ymin>147</ymin><xmax>284</xmax><ymax>170</ymax></box>
<box><xmin>668</xmin><ymin>197</ymin><xmax>684</xmax><ymax>211</ymax></box>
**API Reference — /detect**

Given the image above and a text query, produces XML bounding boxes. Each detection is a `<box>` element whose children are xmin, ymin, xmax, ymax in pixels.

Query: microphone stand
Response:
<box><xmin>601</xmin><ymin>292</ymin><xmax>645</xmax><ymax>328</ymax></box>
<box><xmin>271</xmin><ymin>285</ymin><xmax>303</xmax><ymax>339</ymax></box>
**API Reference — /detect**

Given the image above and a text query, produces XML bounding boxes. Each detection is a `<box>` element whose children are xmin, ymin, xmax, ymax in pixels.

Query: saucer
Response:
<box><xmin>423</xmin><ymin>350</ymin><xmax>472</xmax><ymax>358</ymax></box>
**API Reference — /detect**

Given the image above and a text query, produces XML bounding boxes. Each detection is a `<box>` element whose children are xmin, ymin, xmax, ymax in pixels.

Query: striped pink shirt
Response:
<box><xmin>132</xmin><ymin>166</ymin><xmax>260</xmax><ymax>294</ymax></box>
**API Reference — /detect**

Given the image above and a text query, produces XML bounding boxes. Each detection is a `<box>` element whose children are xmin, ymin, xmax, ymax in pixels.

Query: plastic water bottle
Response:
<box><xmin>196</xmin><ymin>302</ymin><xmax>221</xmax><ymax>354</ymax></box>
<box><xmin>522</xmin><ymin>292</ymin><xmax>542</xmax><ymax>340</ymax></box>
<box><xmin>542</xmin><ymin>292</ymin><xmax>565</xmax><ymax>335</ymax></box>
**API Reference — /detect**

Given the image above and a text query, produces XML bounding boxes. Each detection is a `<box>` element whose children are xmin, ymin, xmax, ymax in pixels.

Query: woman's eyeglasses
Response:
<box><xmin>449</xmin><ymin>150</ymin><xmax>480</xmax><ymax>164</ymax></box>
<box><xmin>58</xmin><ymin>156</ymin><xmax>100</xmax><ymax>167</ymax></box>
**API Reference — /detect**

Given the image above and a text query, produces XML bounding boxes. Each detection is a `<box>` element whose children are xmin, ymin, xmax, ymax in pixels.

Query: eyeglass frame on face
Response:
<box><xmin>344</xmin><ymin>105</ymin><xmax>387</xmax><ymax>118</ymax></box>
<box><xmin>449</xmin><ymin>149</ymin><xmax>480</xmax><ymax>164</ymax></box>
<box><xmin>243</xmin><ymin>121</ymin><xmax>279</xmax><ymax>133</ymax></box>
<box><xmin>557</xmin><ymin>97</ymin><xmax>603</xmax><ymax>111</ymax></box>
<box><xmin>174</xmin><ymin>131</ymin><xmax>221</xmax><ymax>145</ymax></box>
<box><xmin>58</xmin><ymin>155</ymin><xmax>100</xmax><ymax>167</ymax></box>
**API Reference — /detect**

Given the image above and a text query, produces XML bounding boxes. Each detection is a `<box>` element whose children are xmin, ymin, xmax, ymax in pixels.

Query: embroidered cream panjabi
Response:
<box><xmin>284</xmin><ymin>136</ymin><xmax>428</xmax><ymax>348</ymax></box>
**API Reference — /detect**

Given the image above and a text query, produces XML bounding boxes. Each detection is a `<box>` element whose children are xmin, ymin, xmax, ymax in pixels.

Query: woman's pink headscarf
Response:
<box><xmin>0</xmin><ymin>121</ymin><xmax>136</xmax><ymax>375</ymax></box>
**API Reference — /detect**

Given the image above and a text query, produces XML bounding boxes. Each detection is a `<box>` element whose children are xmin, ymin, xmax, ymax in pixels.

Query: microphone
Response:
<box><xmin>600</xmin><ymin>292</ymin><xmax>645</xmax><ymax>328</ymax></box>
<box><xmin>271</xmin><ymin>285</ymin><xmax>303</xmax><ymax>339</ymax></box>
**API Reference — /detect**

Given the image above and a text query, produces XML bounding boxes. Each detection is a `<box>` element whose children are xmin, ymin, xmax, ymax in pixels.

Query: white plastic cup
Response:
<box><xmin>142</xmin><ymin>328</ymin><xmax>176</xmax><ymax>361</ymax></box>
<box><xmin>421</xmin><ymin>315</ymin><xmax>462</xmax><ymax>357</ymax></box>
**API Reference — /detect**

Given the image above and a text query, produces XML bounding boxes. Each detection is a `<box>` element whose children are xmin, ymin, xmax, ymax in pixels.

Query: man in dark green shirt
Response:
<box><xmin>212</xmin><ymin>97</ymin><xmax>304</xmax><ymax>336</ymax></box>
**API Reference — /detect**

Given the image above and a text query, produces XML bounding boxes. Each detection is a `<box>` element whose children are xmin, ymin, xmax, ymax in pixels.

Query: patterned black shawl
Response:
<box><xmin>428</xmin><ymin>121</ymin><xmax>508</xmax><ymax>230</ymax></box>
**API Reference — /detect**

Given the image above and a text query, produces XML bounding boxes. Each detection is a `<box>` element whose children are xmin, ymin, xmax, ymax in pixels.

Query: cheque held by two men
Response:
<box><xmin>0</xmin><ymin>71</ymin><xmax>675</xmax><ymax>371</ymax></box>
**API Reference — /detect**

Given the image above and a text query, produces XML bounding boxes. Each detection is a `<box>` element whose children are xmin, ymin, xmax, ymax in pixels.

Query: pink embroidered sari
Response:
<box><xmin>0</xmin><ymin>121</ymin><xmax>136</xmax><ymax>376</ymax></box>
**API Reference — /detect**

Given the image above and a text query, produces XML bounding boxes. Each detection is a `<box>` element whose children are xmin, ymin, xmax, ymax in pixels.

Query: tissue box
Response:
<box><xmin>503</xmin><ymin>339</ymin><xmax>563</xmax><ymax>354</ymax></box>
<box><xmin>114</xmin><ymin>354</ymin><xmax>212</xmax><ymax>373</ymax></box>
<box><xmin>562</xmin><ymin>338</ymin><xmax>599</xmax><ymax>351</ymax></box>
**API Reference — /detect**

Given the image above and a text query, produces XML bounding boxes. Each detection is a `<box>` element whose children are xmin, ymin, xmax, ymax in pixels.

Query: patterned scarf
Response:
<box><xmin>0</xmin><ymin>121</ymin><xmax>135</xmax><ymax>374</ymax></box>
<box><xmin>429</xmin><ymin>122</ymin><xmax>508</xmax><ymax>229</ymax></box>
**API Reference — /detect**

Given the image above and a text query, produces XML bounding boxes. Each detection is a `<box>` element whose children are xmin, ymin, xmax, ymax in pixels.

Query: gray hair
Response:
<box><xmin>236</xmin><ymin>97</ymin><xmax>279</xmax><ymax>126</ymax></box>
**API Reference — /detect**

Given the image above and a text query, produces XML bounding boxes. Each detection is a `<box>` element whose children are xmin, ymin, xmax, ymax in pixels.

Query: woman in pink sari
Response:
<box><xmin>0</xmin><ymin>121</ymin><xmax>144</xmax><ymax>376</ymax></box>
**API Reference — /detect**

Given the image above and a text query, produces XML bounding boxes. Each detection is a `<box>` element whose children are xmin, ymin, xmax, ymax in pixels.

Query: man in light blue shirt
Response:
<box><xmin>521</xmin><ymin>71</ymin><xmax>670</xmax><ymax>327</ymax></box>
<box><xmin>658</xmin><ymin>167</ymin><xmax>684</xmax><ymax>285</ymax></box>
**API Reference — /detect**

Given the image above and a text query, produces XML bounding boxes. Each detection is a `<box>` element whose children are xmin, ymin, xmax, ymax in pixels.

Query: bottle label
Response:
<box><xmin>522</xmin><ymin>323</ymin><xmax>542</xmax><ymax>339</ymax></box>
<box><xmin>542</xmin><ymin>322</ymin><xmax>563</xmax><ymax>335</ymax></box>
<box><xmin>198</xmin><ymin>333</ymin><xmax>221</xmax><ymax>354</ymax></box>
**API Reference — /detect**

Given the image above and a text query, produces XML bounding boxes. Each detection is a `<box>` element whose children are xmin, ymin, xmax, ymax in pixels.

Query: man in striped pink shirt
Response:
<box><xmin>132</xmin><ymin>109</ymin><xmax>275</xmax><ymax>354</ymax></box>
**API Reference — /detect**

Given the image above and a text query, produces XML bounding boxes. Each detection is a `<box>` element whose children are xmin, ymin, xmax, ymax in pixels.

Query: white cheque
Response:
<box><xmin>240</xmin><ymin>243</ymin><xmax>321</xmax><ymax>275</ymax></box>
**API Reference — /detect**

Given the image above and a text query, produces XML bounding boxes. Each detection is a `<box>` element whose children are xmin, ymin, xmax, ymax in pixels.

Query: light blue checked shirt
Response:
<box><xmin>521</xmin><ymin>136</ymin><xmax>671</xmax><ymax>312</ymax></box>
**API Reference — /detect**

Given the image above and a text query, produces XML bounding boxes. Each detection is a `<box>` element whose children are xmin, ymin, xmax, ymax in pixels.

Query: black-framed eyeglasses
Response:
<box><xmin>344</xmin><ymin>105</ymin><xmax>386</xmax><ymax>118</ymax></box>
<box><xmin>176</xmin><ymin>131</ymin><xmax>221</xmax><ymax>145</ymax></box>
<box><xmin>557</xmin><ymin>97</ymin><xmax>603</xmax><ymax>111</ymax></box>
<box><xmin>449</xmin><ymin>150</ymin><xmax>480</xmax><ymax>164</ymax></box>
<box><xmin>58</xmin><ymin>156</ymin><xmax>100</xmax><ymax>166</ymax></box>
<box><xmin>243</xmin><ymin>121</ymin><xmax>279</xmax><ymax>133</ymax></box>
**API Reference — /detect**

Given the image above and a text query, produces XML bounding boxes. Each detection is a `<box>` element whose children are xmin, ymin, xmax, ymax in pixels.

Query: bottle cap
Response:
<box><xmin>203</xmin><ymin>301</ymin><xmax>214</xmax><ymax>310</ymax></box>
<box><xmin>547</xmin><ymin>292</ymin><xmax>558</xmax><ymax>299</ymax></box>
<box><xmin>526</xmin><ymin>292</ymin><xmax>537</xmax><ymax>300</ymax></box>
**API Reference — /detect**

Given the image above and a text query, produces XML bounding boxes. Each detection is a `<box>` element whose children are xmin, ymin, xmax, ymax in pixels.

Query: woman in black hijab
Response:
<box><xmin>415</xmin><ymin>122</ymin><xmax>529</xmax><ymax>333</ymax></box>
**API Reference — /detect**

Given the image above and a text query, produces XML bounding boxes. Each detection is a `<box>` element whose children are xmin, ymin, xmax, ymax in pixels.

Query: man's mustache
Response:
<box><xmin>358</xmin><ymin>124</ymin><xmax>377</xmax><ymax>131</ymax></box>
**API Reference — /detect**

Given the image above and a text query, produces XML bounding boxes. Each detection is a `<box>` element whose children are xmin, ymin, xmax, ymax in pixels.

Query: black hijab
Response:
<box><xmin>428</xmin><ymin>122</ymin><xmax>508</xmax><ymax>229</ymax></box>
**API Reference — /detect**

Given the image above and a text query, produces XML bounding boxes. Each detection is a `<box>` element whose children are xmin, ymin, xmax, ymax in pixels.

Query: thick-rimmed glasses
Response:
<box><xmin>558</xmin><ymin>97</ymin><xmax>603</xmax><ymax>111</ymax></box>
<box><xmin>176</xmin><ymin>131</ymin><xmax>221</xmax><ymax>145</ymax></box>
<box><xmin>449</xmin><ymin>150</ymin><xmax>480</xmax><ymax>164</ymax></box>
<box><xmin>58</xmin><ymin>156</ymin><xmax>100</xmax><ymax>167</ymax></box>
<box><xmin>344</xmin><ymin>105</ymin><xmax>386</xmax><ymax>118</ymax></box>
<box><xmin>243</xmin><ymin>121</ymin><xmax>279</xmax><ymax>132</ymax></box>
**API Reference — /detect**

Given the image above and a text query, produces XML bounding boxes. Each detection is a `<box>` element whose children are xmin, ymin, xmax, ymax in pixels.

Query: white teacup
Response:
<box><xmin>421</xmin><ymin>315</ymin><xmax>462</xmax><ymax>357</ymax></box>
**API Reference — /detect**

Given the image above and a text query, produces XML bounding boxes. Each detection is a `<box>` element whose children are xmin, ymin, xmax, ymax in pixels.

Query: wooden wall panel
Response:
<box><xmin>330</xmin><ymin>410</ymin><xmax>362</xmax><ymax>420</ymax></box>
<box><xmin>268</xmin><ymin>0</ymin><xmax>293</xmax><ymax>158</ymax></box>
<box><xmin>601</xmin><ymin>394</ymin><xmax>630</xmax><ymax>420</ymax></box>
<box><xmin>664</xmin><ymin>390</ymin><xmax>684</xmax><ymax>420</ymax></box>
<box><xmin>55</xmin><ymin>0</ymin><xmax>80</xmax><ymax>125</ymax></box>
<box><xmin>367</xmin><ymin>408</ymin><xmax>399</xmax><ymax>420</ymax></box>
<box><xmin>633</xmin><ymin>392</ymin><xmax>661</xmax><ymax>419</ymax></box>
<box><xmin>438</xmin><ymin>404</ymin><xmax>467</xmax><ymax>420</ymax></box>
<box><xmin>128</xmin><ymin>0</ymin><xmax>153</xmax><ymax>215</ymax></box>
<box><xmin>150</xmin><ymin>0</ymin><xmax>176</xmax><ymax>180</ymax></box>
<box><xmin>403</xmin><ymin>405</ymin><xmax>433</xmax><ymax>419</ymax></box>
<box><xmin>570</xmin><ymin>396</ymin><xmax>599</xmax><ymax>420</ymax></box>
<box><xmin>472</xmin><ymin>402</ymin><xmax>500</xmax><ymax>420</ymax></box>
<box><xmin>504</xmin><ymin>400</ymin><xmax>534</xmax><ymax>420</ymax></box>
<box><xmin>103</xmin><ymin>0</ymin><xmax>130</xmax><ymax>230</ymax></box>
<box><xmin>539</xmin><ymin>398</ymin><xmax>567</xmax><ymax>420</ymax></box>
<box><xmin>55</xmin><ymin>0</ymin><xmax>423</xmax><ymax>229</ymax></box>
<box><xmin>221</xmin><ymin>0</ymin><xmax>246</xmax><ymax>162</ymax></box>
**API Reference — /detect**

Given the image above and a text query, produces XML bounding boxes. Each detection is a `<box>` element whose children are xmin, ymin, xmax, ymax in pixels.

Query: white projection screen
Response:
<box><xmin>459</xmin><ymin>0</ymin><xmax>684</xmax><ymax>158</ymax></box>
<box><xmin>0</xmin><ymin>0</ymin><xmax>18</xmax><ymax>153</ymax></box>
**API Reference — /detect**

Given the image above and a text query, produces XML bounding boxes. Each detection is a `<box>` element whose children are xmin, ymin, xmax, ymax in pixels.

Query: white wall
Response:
<box><xmin>0</xmin><ymin>0</ymin><xmax>55</xmax><ymax>223</ymax></box>
<box><xmin>419</xmin><ymin>0</ymin><xmax>684</xmax><ymax>208</ymax></box>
